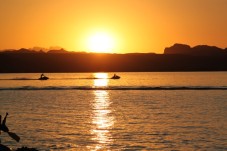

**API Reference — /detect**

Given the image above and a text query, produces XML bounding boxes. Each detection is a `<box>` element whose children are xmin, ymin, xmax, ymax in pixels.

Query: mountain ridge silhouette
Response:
<box><xmin>0</xmin><ymin>44</ymin><xmax>227</xmax><ymax>72</ymax></box>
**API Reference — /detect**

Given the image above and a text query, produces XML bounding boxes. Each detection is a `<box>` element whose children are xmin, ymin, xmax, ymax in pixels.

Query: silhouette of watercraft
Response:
<box><xmin>39</xmin><ymin>76</ymin><xmax>49</xmax><ymax>80</ymax></box>
<box><xmin>111</xmin><ymin>74</ymin><xmax>120</xmax><ymax>79</ymax></box>
<box><xmin>39</xmin><ymin>73</ymin><xmax>49</xmax><ymax>80</ymax></box>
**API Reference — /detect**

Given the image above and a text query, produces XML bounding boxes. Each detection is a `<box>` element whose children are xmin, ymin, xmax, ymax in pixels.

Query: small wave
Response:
<box><xmin>0</xmin><ymin>78</ymin><xmax>37</xmax><ymax>80</ymax></box>
<box><xmin>0</xmin><ymin>86</ymin><xmax>227</xmax><ymax>91</ymax></box>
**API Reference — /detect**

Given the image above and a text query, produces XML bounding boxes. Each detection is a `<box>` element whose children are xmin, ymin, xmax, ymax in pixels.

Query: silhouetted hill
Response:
<box><xmin>0</xmin><ymin>47</ymin><xmax>67</xmax><ymax>53</ymax></box>
<box><xmin>1</xmin><ymin>44</ymin><xmax>227</xmax><ymax>72</ymax></box>
<box><xmin>2</xmin><ymin>48</ymin><xmax>40</xmax><ymax>53</ymax></box>
<box><xmin>164</xmin><ymin>43</ymin><xmax>191</xmax><ymax>55</ymax></box>
<box><xmin>47</xmin><ymin>49</ymin><xmax>68</xmax><ymax>53</ymax></box>
<box><xmin>0</xmin><ymin>52</ymin><xmax>227</xmax><ymax>72</ymax></box>
<box><xmin>164</xmin><ymin>43</ymin><xmax>226</xmax><ymax>56</ymax></box>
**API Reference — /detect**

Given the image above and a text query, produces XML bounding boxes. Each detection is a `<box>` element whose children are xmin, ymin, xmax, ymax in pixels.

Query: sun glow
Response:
<box><xmin>93</xmin><ymin>73</ymin><xmax>109</xmax><ymax>87</ymax></box>
<box><xmin>87</xmin><ymin>32</ymin><xmax>114</xmax><ymax>53</ymax></box>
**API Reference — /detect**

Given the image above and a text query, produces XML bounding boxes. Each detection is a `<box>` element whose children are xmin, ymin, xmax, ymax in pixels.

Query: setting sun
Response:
<box><xmin>87</xmin><ymin>32</ymin><xmax>114</xmax><ymax>53</ymax></box>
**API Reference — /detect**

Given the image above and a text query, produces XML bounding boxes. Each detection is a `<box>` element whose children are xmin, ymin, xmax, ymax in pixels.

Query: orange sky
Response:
<box><xmin>0</xmin><ymin>0</ymin><xmax>227</xmax><ymax>53</ymax></box>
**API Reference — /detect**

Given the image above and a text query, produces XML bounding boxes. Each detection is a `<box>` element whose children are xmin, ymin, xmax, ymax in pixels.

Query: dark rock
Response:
<box><xmin>192</xmin><ymin>45</ymin><xmax>223</xmax><ymax>55</ymax></box>
<box><xmin>47</xmin><ymin>49</ymin><xmax>68</xmax><ymax>53</ymax></box>
<box><xmin>15</xmin><ymin>146</ymin><xmax>38</xmax><ymax>151</ymax></box>
<box><xmin>164</xmin><ymin>43</ymin><xmax>225</xmax><ymax>56</ymax></box>
<box><xmin>164</xmin><ymin>43</ymin><xmax>191</xmax><ymax>55</ymax></box>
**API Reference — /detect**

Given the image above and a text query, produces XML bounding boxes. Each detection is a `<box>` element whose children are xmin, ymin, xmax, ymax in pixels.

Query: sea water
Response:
<box><xmin>0</xmin><ymin>72</ymin><xmax>227</xmax><ymax>150</ymax></box>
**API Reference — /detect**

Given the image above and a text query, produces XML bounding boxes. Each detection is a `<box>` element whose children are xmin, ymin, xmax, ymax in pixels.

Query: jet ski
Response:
<box><xmin>39</xmin><ymin>76</ymin><xmax>49</xmax><ymax>80</ymax></box>
<box><xmin>111</xmin><ymin>74</ymin><xmax>120</xmax><ymax>79</ymax></box>
<box><xmin>39</xmin><ymin>74</ymin><xmax>49</xmax><ymax>80</ymax></box>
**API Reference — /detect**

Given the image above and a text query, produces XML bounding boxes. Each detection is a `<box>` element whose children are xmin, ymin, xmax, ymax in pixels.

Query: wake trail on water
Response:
<box><xmin>0</xmin><ymin>77</ymin><xmax>112</xmax><ymax>80</ymax></box>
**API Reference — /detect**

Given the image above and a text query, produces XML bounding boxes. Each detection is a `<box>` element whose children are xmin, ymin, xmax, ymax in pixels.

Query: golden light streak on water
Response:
<box><xmin>93</xmin><ymin>73</ymin><xmax>109</xmax><ymax>87</ymax></box>
<box><xmin>88</xmin><ymin>74</ymin><xmax>114</xmax><ymax>150</ymax></box>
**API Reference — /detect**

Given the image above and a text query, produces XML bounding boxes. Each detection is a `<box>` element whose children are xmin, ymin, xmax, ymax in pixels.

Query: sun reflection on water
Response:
<box><xmin>93</xmin><ymin>73</ymin><xmax>109</xmax><ymax>87</ymax></box>
<box><xmin>88</xmin><ymin>73</ymin><xmax>114</xmax><ymax>150</ymax></box>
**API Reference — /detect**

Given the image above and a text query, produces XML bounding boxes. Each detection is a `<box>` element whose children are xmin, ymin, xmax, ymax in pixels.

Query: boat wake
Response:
<box><xmin>0</xmin><ymin>77</ymin><xmax>114</xmax><ymax>80</ymax></box>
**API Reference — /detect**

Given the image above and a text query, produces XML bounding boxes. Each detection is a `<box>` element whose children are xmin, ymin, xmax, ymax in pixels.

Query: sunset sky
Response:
<box><xmin>0</xmin><ymin>0</ymin><xmax>227</xmax><ymax>53</ymax></box>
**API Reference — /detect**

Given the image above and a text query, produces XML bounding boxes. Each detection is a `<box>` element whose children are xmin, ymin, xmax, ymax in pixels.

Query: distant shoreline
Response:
<box><xmin>1</xmin><ymin>44</ymin><xmax>227</xmax><ymax>73</ymax></box>
<box><xmin>1</xmin><ymin>53</ymin><xmax>227</xmax><ymax>73</ymax></box>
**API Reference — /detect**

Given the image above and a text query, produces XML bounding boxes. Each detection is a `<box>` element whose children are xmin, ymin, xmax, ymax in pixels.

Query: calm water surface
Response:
<box><xmin>0</xmin><ymin>72</ymin><xmax>227</xmax><ymax>150</ymax></box>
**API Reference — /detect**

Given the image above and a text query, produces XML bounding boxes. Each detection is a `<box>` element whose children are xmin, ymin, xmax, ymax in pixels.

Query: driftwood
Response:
<box><xmin>0</xmin><ymin>113</ymin><xmax>20</xmax><ymax>151</ymax></box>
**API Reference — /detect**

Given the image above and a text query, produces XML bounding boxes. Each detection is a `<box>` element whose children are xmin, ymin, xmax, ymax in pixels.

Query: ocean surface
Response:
<box><xmin>0</xmin><ymin>72</ymin><xmax>227</xmax><ymax>151</ymax></box>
